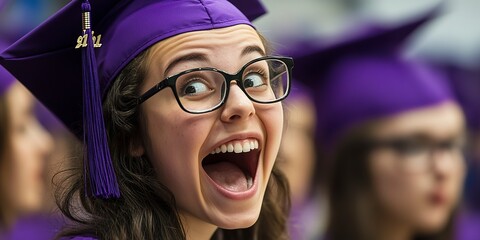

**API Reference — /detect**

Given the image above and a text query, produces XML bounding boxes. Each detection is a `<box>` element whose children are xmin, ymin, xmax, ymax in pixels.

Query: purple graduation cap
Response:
<box><xmin>228</xmin><ymin>0</ymin><xmax>267</xmax><ymax>21</ymax></box>
<box><xmin>445</xmin><ymin>66</ymin><xmax>480</xmax><ymax>131</ymax></box>
<box><xmin>0</xmin><ymin>40</ymin><xmax>15</xmax><ymax>95</ymax></box>
<box><xmin>0</xmin><ymin>0</ymin><xmax>266</xmax><ymax>199</ymax></box>
<box><xmin>290</xmin><ymin>8</ymin><xmax>455</xmax><ymax>149</ymax></box>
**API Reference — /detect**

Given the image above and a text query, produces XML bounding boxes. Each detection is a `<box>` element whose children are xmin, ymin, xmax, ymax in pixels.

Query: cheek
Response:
<box><xmin>143</xmin><ymin>111</ymin><xmax>211</xmax><ymax>191</ymax></box>
<box><xmin>436</xmin><ymin>158</ymin><xmax>466</xmax><ymax>223</ymax></box>
<box><xmin>11</xmin><ymin>135</ymin><xmax>42</xmax><ymax>185</ymax></box>
<box><xmin>448</xmin><ymin>157</ymin><xmax>467</xmax><ymax>197</ymax></box>
<box><xmin>257</xmin><ymin>104</ymin><xmax>283</xmax><ymax>169</ymax></box>
<box><xmin>369</xmin><ymin>153</ymin><xmax>427</xmax><ymax>216</ymax></box>
<box><xmin>5</xmin><ymin>137</ymin><xmax>45</xmax><ymax>210</ymax></box>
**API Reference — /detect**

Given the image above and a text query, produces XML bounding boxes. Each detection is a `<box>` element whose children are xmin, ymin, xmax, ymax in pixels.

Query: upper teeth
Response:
<box><xmin>210</xmin><ymin>139</ymin><xmax>259</xmax><ymax>154</ymax></box>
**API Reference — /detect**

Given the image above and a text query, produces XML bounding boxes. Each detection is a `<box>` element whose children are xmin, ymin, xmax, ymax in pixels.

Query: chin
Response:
<box><xmin>21</xmin><ymin>200</ymin><xmax>43</xmax><ymax>213</ymax></box>
<box><xmin>215</xmin><ymin>213</ymin><xmax>260</xmax><ymax>230</ymax></box>
<box><xmin>415</xmin><ymin>211</ymin><xmax>452</xmax><ymax>233</ymax></box>
<box><xmin>210</xmin><ymin>201</ymin><xmax>263</xmax><ymax>230</ymax></box>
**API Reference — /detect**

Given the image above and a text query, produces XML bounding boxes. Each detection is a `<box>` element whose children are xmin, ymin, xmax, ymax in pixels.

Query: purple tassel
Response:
<box><xmin>80</xmin><ymin>0</ymin><xmax>120</xmax><ymax>198</ymax></box>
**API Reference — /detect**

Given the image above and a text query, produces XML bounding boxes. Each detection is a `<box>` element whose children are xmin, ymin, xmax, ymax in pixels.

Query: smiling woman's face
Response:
<box><xmin>136</xmin><ymin>24</ymin><xmax>284</xmax><ymax>234</ymax></box>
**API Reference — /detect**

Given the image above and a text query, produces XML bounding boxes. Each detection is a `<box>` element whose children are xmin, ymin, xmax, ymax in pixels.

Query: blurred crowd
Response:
<box><xmin>0</xmin><ymin>0</ymin><xmax>479</xmax><ymax>239</ymax></box>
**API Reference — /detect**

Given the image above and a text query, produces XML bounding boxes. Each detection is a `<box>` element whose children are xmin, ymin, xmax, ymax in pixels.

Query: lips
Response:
<box><xmin>202</xmin><ymin>139</ymin><xmax>260</xmax><ymax>193</ymax></box>
<box><xmin>429</xmin><ymin>191</ymin><xmax>447</xmax><ymax>206</ymax></box>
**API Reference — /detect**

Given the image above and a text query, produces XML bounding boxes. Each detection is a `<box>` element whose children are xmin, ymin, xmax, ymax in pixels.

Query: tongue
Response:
<box><xmin>204</xmin><ymin>161</ymin><xmax>248</xmax><ymax>192</ymax></box>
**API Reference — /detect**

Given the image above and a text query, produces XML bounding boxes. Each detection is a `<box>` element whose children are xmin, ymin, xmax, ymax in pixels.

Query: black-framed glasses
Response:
<box><xmin>367</xmin><ymin>136</ymin><xmax>466</xmax><ymax>174</ymax></box>
<box><xmin>136</xmin><ymin>56</ymin><xmax>294</xmax><ymax>114</ymax></box>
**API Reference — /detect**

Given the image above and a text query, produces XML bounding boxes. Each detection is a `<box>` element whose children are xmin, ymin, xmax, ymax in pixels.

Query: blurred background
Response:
<box><xmin>1</xmin><ymin>0</ymin><xmax>479</xmax><ymax>69</ymax></box>
<box><xmin>1</xmin><ymin>0</ymin><xmax>479</xmax><ymax>239</ymax></box>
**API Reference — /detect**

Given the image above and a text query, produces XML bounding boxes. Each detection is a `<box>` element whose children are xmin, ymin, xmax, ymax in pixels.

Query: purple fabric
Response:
<box><xmin>445</xmin><ymin>65</ymin><xmax>480</xmax><ymax>130</ymax></box>
<box><xmin>289</xmin><ymin>196</ymin><xmax>326</xmax><ymax>240</ymax></box>
<box><xmin>455</xmin><ymin>210</ymin><xmax>480</xmax><ymax>240</ymax></box>
<box><xmin>290</xmin><ymin>12</ymin><xmax>437</xmax><ymax>85</ymax></box>
<box><xmin>1</xmin><ymin>214</ymin><xmax>65</xmax><ymax>240</ymax></box>
<box><xmin>316</xmin><ymin>55</ymin><xmax>453</xmax><ymax>147</ymax></box>
<box><xmin>227</xmin><ymin>0</ymin><xmax>266</xmax><ymax>21</ymax></box>
<box><xmin>0</xmin><ymin>40</ymin><xmax>15</xmax><ymax>95</ymax></box>
<box><xmin>65</xmin><ymin>237</ymin><xmax>97</xmax><ymax>240</ymax></box>
<box><xmin>80</xmin><ymin>0</ymin><xmax>119</xmax><ymax>198</ymax></box>
<box><xmin>287</xmin><ymin>80</ymin><xmax>314</xmax><ymax>103</ymax></box>
<box><xmin>0</xmin><ymin>0</ymin><xmax>253</xmax><ymax>137</ymax></box>
<box><xmin>35</xmin><ymin>102</ymin><xmax>66</xmax><ymax>132</ymax></box>
<box><xmin>290</xmin><ymin>8</ymin><xmax>454</xmax><ymax>147</ymax></box>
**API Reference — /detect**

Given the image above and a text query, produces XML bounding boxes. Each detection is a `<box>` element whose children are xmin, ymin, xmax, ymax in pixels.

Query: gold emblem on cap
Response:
<box><xmin>76</xmin><ymin>32</ymin><xmax>102</xmax><ymax>49</ymax></box>
<box><xmin>75</xmin><ymin>11</ymin><xmax>102</xmax><ymax>49</ymax></box>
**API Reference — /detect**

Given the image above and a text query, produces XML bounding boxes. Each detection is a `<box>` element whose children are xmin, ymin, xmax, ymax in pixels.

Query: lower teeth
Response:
<box><xmin>247</xmin><ymin>175</ymin><xmax>253</xmax><ymax>189</ymax></box>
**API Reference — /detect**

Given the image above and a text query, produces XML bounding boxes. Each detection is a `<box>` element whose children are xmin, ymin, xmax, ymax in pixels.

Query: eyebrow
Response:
<box><xmin>241</xmin><ymin>45</ymin><xmax>266</xmax><ymax>57</ymax></box>
<box><xmin>164</xmin><ymin>53</ymin><xmax>208</xmax><ymax>77</ymax></box>
<box><xmin>163</xmin><ymin>45</ymin><xmax>266</xmax><ymax>77</ymax></box>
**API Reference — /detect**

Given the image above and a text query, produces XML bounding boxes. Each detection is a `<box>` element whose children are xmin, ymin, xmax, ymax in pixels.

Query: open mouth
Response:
<box><xmin>202</xmin><ymin>139</ymin><xmax>260</xmax><ymax>193</ymax></box>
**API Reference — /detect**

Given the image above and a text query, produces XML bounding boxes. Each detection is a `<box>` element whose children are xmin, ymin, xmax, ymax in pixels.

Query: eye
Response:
<box><xmin>180</xmin><ymin>80</ymin><xmax>211</xmax><ymax>96</ymax></box>
<box><xmin>243</xmin><ymin>72</ymin><xmax>266</xmax><ymax>89</ymax></box>
<box><xmin>439</xmin><ymin>138</ymin><xmax>466</xmax><ymax>152</ymax></box>
<box><xmin>392</xmin><ymin>139</ymin><xmax>426</xmax><ymax>156</ymax></box>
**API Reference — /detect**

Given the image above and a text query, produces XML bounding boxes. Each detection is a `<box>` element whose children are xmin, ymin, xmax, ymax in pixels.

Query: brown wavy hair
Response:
<box><xmin>0</xmin><ymin>94</ymin><xmax>11</xmax><ymax>228</ymax></box>
<box><xmin>56</xmin><ymin>34</ymin><xmax>290</xmax><ymax>240</ymax></box>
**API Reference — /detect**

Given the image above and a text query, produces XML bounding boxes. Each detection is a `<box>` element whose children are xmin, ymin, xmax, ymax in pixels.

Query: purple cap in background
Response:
<box><xmin>289</xmin><ymin>6</ymin><xmax>455</xmax><ymax>148</ymax></box>
<box><xmin>227</xmin><ymin>0</ymin><xmax>266</xmax><ymax>22</ymax></box>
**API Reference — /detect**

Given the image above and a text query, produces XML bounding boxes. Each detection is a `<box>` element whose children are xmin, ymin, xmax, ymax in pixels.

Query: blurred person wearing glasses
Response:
<box><xmin>293</xmin><ymin>10</ymin><xmax>466</xmax><ymax>240</ymax></box>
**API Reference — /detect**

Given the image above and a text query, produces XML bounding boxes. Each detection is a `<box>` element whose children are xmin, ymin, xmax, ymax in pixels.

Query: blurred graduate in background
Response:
<box><xmin>0</xmin><ymin>38</ymin><xmax>60</xmax><ymax>239</ymax></box>
<box><xmin>290</xmin><ymin>8</ymin><xmax>469</xmax><ymax>240</ymax></box>
<box><xmin>445</xmin><ymin>64</ymin><xmax>480</xmax><ymax>240</ymax></box>
<box><xmin>277</xmin><ymin>80</ymin><xmax>328</xmax><ymax>240</ymax></box>
<box><xmin>0</xmin><ymin>1</ymin><xmax>76</xmax><ymax>239</ymax></box>
<box><xmin>408</xmin><ymin>5</ymin><xmax>480</xmax><ymax>238</ymax></box>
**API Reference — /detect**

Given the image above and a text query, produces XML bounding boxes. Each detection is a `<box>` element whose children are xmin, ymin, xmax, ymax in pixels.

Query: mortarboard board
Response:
<box><xmin>289</xmin><ymin>7</ymin><xmax>455</xmax><ymax>149</ymax></box>
<box><xmin>0</xmin><ymin>0</ymin><xmax>266</xmax><ymax>199</ymax></box>
<box><xmin>227</xmin><ymin>0</ymin><xmax>267</xmax><ymax>22</ymax></box>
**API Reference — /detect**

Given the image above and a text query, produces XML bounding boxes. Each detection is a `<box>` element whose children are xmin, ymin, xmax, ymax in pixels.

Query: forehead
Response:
<box><xmin>146</xmin><ymin>24</ymin><xmax>263</xmax><ymax>63</ymax></box>
<box><xmin>370</xmin><ymin>101</ymin><xmax>465</xmax><ymax>139</ymax></box>
<box><xmin>6</xmin><ymin>83</ymin><xmax>33</xmax><ymax>117</ymax></box>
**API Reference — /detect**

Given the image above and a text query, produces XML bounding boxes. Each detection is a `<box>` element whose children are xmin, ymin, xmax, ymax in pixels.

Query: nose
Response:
<box><xmin>33</xmin><ymin>120</ymin><xmax>54</xmax><ymax>156</ymax></box>
<box><xmin>430</xmin><ymin>150</ymin><xmax>461</xmax><ymax>179</ymax></box>
<box><xmin>220</xmin><ymin>83</ymin><xmax>255</xmax><ymax>122</ymax></box>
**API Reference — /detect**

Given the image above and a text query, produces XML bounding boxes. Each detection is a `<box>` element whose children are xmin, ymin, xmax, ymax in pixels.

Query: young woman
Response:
<box><xmin>0</xmin><ymin>40</ymin><xmax>55</xmax><ymax>238</ymax></box>
<box><xmin>1</xmin><ymin>0</ymin><xmax>292</xmax><ymax>239</ymax></box>
<box><xmin>294</xmin><ymin>14</ymin><xmax>466</xmax><ymax>240</ymax></box>
<box><xmin>327</xmin><ymin>101</ymin><xmax>465</xmax><ymax>240</ymax></box>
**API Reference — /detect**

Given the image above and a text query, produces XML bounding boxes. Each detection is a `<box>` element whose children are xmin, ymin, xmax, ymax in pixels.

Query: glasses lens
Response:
<box><xmin>242</xmin><ymin>59</ymin><xmax>289</xmax><ymax>102</ymax></box>
<box><xmin>392</xmin><ymin>139</ymin><xmax>430</xmax><ymax>174</ymax></box>
<box><xmin>175</xmin><ymin>70</ymin><xmax>226</xmax><ymax>113</ymax></box>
